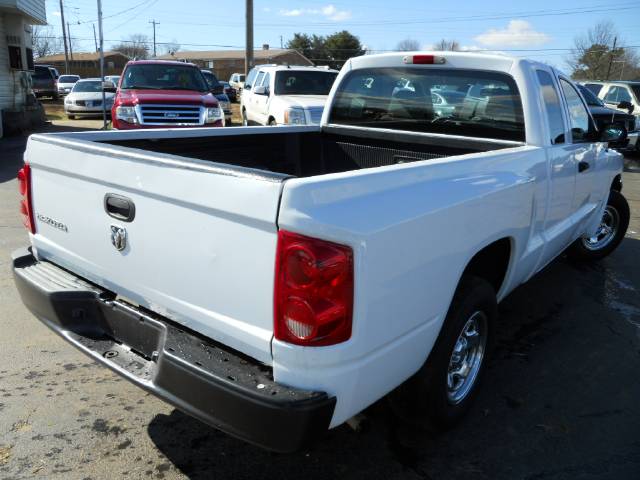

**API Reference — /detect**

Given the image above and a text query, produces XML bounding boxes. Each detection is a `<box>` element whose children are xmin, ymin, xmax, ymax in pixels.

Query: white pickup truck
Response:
<box><xmin>13</xmin><ymin>52</ymin><xmax>630</xmax><ymax>452</ymax></box>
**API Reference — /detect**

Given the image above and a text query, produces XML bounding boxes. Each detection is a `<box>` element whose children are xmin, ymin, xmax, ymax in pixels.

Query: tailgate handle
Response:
<box><xmin>104</xmin><ymin>194</ymin><xmax>136</xmax><ymax>222</ymax></box>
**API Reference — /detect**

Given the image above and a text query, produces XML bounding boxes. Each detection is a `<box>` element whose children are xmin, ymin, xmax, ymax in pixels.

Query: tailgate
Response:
<box><xmin>25</xmin><ymin>134</ymin><xmax>285</xmax><ymax>363</ymax></box>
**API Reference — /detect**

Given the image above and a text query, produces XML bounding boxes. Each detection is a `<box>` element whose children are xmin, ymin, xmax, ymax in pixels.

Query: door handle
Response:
<box><xmin>578</xmin><ymin>161</ymin><xmax>590</xmax><ymax>173</ymax></box>
<box><xmin>104</xmin><ymin>193</ymin><xmax>136</xmax><ymax>222</ymax></box>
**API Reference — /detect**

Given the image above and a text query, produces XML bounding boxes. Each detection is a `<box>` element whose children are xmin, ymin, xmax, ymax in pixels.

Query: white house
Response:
<box><xmin>0</xmin><ymin>0</ymin><xmax>46</xmax><ymax>137</ymax></box>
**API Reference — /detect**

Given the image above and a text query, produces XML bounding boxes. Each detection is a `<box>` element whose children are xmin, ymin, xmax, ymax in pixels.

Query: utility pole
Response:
<box><xmin>605</xmin><ymin>36</ymin><xmax>617</xmax><ymax>81</ymax></box>
<box><xmin>149</xmin><ymin>20</ymin><xmax>159</xmax><ymax>58</ymax></box>
<box><xmin>92</xmin><ymin>23</ymin><xmax>98</xmax><ymax>52</ymax></box>
<box><xmin>245</xmin><ymin>0</ymin><xmax>253</xmax><ymax>76</ymax></box>
<box><xmin>67</xmin><ymin>22</ymin><xmax>73</xmax><ymax>60</ymax></box>
<box><xmin>59</xmin><ymin>0</ymin><xmax>69</xmax><ymax>74</ymax></box>
<box><xmin>97</xmin><ymin>0</ymin><xmax>107</xmax><ymax>129</ymax></box>
<box><xmin>280</xmin><ymin>35</ymin><xmax>283</xmax><ymax>49</ymax></box>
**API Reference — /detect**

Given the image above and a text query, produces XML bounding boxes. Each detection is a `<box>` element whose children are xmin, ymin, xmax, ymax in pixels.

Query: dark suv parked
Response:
<box><xmin>32</xmin><ymin>65</ymin><xmax>58</xmax><ymax>100</ymax></box>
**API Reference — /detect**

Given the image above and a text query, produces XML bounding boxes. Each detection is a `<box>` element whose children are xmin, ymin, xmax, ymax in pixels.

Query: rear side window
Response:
<box><xmin>329</xmin><ymin>68</ymin><xmax>525</xmax><ymax>141</ymax></box>
<box><xmin>559</xmin><ymin>79</ymin><xmax>590</xmax><ymax>142</ymax></box>
<box><xmin>536</xmin><ymin>70</ymin><xmax>566</xmax><ymax>144</ymax></box>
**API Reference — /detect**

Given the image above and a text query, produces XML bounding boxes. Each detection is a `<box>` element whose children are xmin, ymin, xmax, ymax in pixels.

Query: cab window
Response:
<box><xmin>559</xmin><ymin>79</ymin><xmax>591</xmax><ymax>142</ymax></box>
<box><xmin>536</xmin><ymin>70</ymin><xmax>565</xmax><ymax>144</ymax></box>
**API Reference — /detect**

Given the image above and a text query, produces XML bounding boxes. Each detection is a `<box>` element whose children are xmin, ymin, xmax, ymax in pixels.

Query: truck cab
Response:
<box><xmin>111</xmin><ymin>60</ymin><xmax>224</xmax><ymax>129</ymax></box>
<box><xmin>241</xmin><ymin>65</ymin><xmax>338</xmax><ymax>126</ymax></box>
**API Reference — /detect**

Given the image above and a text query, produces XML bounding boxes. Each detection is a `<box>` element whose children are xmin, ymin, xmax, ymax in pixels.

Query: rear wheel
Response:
<box><xmin>268</xmin><ymin>118</ymin><xmax>277</xmax><ymax>126</ymax></box>
<box><xmin>567</xmin><ymin>190</ymin><xmax>629</xmax><ymax>261</ymax></box>
<box><xmin>67</xmin><ymin>114</ymin><xmax>75</xmax><ymax>120</ymax></box>
<box><xmin>389</xmin><ymin>276</ymin><xmax>497</xmax><ymax>430</ymax></box>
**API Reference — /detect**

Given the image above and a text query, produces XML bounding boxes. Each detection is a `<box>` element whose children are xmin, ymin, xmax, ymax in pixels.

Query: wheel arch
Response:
<box><xmin>459</xmin><ymin>237</ymin><xmax>513</xmax><ymax>297</ymax></box>
<box><xmin>611</xmin><ymin>174</ymin><xmax>622</xmax><ymax>192</ymax></box>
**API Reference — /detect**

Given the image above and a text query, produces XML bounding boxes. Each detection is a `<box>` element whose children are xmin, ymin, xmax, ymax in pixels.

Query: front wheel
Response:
<box><xmin>389</xmin><ymin>276</ymin><xmax>497</xmax><ymax>430</ymax></box>
<box><xmin>568</xmin><ymin>190</ymin><xmax>629</xmax><ymax>261</ymax></box>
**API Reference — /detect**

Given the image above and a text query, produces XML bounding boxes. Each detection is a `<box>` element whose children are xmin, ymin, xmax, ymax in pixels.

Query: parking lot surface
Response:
<box><xmin>1</xmin><ymin>131</ymin><xmax>639</xmax><ymax>479</ymax></box>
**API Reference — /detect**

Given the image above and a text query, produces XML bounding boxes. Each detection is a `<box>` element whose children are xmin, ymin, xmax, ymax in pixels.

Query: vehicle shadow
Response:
<box><xmin>148</xmin><ymin>236</ymin><xmax>640</xmax><ymax>480</ymax></box>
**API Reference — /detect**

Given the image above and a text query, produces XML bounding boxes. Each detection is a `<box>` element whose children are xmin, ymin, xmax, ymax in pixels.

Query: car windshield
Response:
<box><xmin>59</xmin><ymin>75</ymin><xmax>80</xmax><ymax>83</ymax></box>
<box><xmin>72</xmin><ymin>81</ymin><xmax>102</xmax><ymax>93</ymax></box>
<box><xmin>274</xmin><ymin>71</ymin><xmax>338</xmax><ymax>95</ymax></box>
<box><xmin>577</xmin><ymin>85</ymin><xmax>604</xmax><ymax>107</ymax></box>
<box><xmin>330</xmin><ymin>67</ymin><xmax>525</xmax><ymax>142</ymax></box>
<box><xmin>121</xmin><ymin>64</ymin><xmax>209</xmax><ymax>92</ymax></box>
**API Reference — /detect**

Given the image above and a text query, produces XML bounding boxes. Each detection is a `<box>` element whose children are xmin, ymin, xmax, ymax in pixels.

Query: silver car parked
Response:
<box><xmin>64</xmin><ymin>78</ymin><xmax>115</xmax><ymax>119</ymax></box>
<box><xmin>57</xmin><ymin>75</ymin><xmax>80</xmax><ymax>96</ymax></box>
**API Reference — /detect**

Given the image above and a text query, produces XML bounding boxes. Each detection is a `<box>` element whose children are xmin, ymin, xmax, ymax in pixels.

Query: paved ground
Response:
<box><xmin>0</xmin><ymin>128</ymin><xmax>639</xmax><ymax>479</ymax></box>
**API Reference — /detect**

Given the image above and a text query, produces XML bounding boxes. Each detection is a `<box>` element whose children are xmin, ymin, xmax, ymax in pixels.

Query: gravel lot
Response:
<box><xmin>0</xmin><ymin>125</ymin><xmax>639</xmax><ymax>479</ymax></box>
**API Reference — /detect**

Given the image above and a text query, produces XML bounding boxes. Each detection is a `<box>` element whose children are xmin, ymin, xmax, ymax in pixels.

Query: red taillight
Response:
<box><xmin>403</xmin><ymin>54</ymin><xmax>446</xmax><ymax>65</ymax></box>
<box><xmin>17</xmin><ymin>164</ymin><xmax>36</xmax><ymax>234</ymax></box>
<box><xmin>274</xmin><ymin>231</ymin><xmax>353</xmax><ymax>346</ymax></box>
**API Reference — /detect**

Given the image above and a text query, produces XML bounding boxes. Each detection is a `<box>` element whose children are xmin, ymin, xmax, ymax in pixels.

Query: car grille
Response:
<box><xmin>308</xmin><ymin>107</ymin><xmax>324</xmax><ymax>125</ymax></box>
<box><xmin>138</xmin><ymin>104</ymin><xmax>203</xmax><ymax>125</ymax></box>
<box><xmin>75</xmin><ymin>100</ymin><xmax>102</xmax><ymax>107</ymax></box>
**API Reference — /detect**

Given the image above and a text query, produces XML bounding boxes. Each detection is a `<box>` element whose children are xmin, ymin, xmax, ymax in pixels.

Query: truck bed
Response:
<box><xmin>98</xmin><ymin>125</ymin><xmax>521</xmax><ymax>177</ymax></box>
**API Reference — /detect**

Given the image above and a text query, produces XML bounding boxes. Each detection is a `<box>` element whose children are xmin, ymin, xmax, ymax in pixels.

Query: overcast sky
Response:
<box><xmin>45</xmin><ymin>0</ymin><xmax>639</xmax><ymax>71</ymax></box>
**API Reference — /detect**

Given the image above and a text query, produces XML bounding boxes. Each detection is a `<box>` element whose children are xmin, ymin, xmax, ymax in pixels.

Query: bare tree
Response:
<box><xmin>32</xmin><ymin>25</ymin><xmax>63</xmax><ymax>58</ymax></box>
<box><xmin>112</xmin><ymin>34</ymin><xmax>151</xmax><ymax>59</ymax></box>
<box><xmin>568</xmin><ymin>21</ymin><xmax>640</xmax><ymax>80</ymax></box>
<box><xmin>161</xmin><ymin>40</ymin><xmax>181</xmax><ymax>56</ymax></box>
<box><xmin>396</xmin><ymin>38</ymin><xmax>421</xmax><ymax>51</ymax></box>
<box><xmin>432</xmin><ymin>39</ymin><xmax>460</xmax><ymax>51</ymax></box>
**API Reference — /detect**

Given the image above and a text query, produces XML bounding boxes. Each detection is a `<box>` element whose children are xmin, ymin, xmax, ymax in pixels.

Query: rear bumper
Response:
<box><xmin>12</xmin><ymin>248</ymin><xmax>335</xmax><ymax>452</ymax></box>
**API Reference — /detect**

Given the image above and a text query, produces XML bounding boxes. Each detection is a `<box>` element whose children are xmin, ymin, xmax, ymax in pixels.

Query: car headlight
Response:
<box><xmin>205</xmin><ymin>106</ymin><xmax>224</xmax><ymax>124</ymax></box>
<box><xmin>115</xmin><ymin>105</ymin><xmax>138</xmax><ymax>124</ymax></box>
<box><xmin>284</xmin><ymin>107</ymin><xmax>307</xmax><ymax>125</ymax></box>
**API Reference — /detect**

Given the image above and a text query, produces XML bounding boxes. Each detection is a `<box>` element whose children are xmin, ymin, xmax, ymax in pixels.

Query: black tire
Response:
<box><xmin>268</xmin><ymin>118</ymin><xmax>277</xmax><ymax>126</ymax></box>
<box><xmin>67</xmin><ymin>114</ymin><xmax>75</xmax><ymax>120</ymax></box>
<box><xmin>389</xmin><ymin>276</ymin><xmax>497</xmax><ymax>431</ymax></box>
<box><xmin>567</xmin><ymin>189</ymin><xmax>629</xmax><ymax>261</ymax></box>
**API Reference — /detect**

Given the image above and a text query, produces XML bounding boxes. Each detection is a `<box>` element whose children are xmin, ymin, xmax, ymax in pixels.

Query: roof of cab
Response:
<box><xmin>125</xmin><ymin>59</ymin><xmax>199</xmax><ymax>68</ymax></box>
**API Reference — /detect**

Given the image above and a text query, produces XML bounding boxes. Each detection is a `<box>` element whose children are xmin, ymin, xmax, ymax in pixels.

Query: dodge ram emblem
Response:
<box><xmin>110</xmin><ymin>225</ymin><xmax>127</xmax><ymax>251</ymax></box>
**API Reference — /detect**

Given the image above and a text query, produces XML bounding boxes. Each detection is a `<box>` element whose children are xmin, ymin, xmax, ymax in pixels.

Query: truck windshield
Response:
<box><xmin>274</xmin><ymin>71</ymin><xmax>338</xmax><ymax>95</ymax></box>
<box><xmin>330</xmin><ymin>68</ymin><xmax>525</xmax><ymax>142</ymax></box>
<box><xmin>121</xmin><ymin>64</ymin><xmax>209</xmax><ymax>92</ymax></box>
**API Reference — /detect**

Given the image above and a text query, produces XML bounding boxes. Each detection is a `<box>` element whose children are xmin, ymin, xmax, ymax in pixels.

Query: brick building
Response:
<box><xmin>35</xmin><ymin>51</ymin><xmax>129</xmax><ymax>78</ymax></box>
<box><xmin>157</xmin><ymin>47</ymin><xmax>313</xmax><ymax>81</ymax></box>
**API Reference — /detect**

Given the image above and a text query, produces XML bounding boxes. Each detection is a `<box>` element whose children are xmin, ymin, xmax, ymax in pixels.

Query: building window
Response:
<box><xmin>8</xmin><ymin>45</ymin><xmax>23</xmax><ymax>69</ymax></box>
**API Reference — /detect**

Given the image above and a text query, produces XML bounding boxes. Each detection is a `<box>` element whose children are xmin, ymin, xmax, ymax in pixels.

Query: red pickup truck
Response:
<box><xmin>111</xmin><ymin>60</ymin><xmax>224</xmax><ymax>129</ymax></box>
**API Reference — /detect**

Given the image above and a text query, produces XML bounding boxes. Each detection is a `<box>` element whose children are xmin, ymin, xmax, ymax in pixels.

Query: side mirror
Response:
<box><xmin>600</xmin><ymin>124</ymin><xmax>626</xmax><ymax>143</ymax></box>
<box><xmin>617</xmin><ymin>100</ymin><xmax>634</xmax><ymax>114</ymax></box>
<box><xmin>253</xmin><ymin>85</ymin><xmax>267</xmax><ymax>95</ymax></box>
